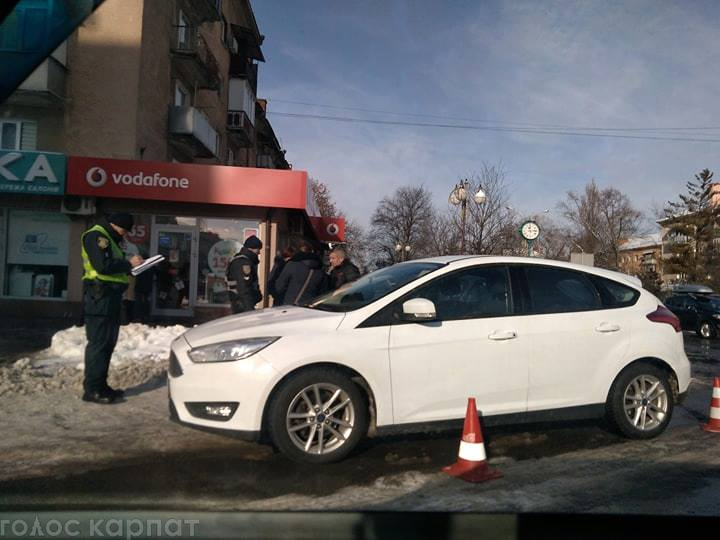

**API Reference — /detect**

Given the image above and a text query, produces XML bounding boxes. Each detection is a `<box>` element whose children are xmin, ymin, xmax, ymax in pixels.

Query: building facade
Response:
<box><xmin>0</xmin><ymin>0</ymin><xmax>338</xmax><ymax>321</ymax></box>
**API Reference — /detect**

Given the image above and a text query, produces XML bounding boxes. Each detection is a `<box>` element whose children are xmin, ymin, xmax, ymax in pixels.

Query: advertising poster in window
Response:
<box><xmin>6</xmin><ymin>210</ymin><xmax>70</xmax><ymax>266</ymax></box>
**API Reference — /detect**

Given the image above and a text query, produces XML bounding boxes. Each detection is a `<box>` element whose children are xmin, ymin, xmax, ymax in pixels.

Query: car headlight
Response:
<box><xmin>188</xmin><ymin>337</ymin><xmax>280</xmax><ymax>363</ymax></box>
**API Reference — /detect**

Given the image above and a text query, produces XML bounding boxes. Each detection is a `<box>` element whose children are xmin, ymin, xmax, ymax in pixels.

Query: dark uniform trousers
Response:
<box><xmin>83</xmin><ymin>281</ymin><xmax>124</xmax><ymax>393</ymax></box>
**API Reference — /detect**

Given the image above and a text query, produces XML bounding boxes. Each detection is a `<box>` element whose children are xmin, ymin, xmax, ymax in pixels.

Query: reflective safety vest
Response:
<box><xmin>81</xmin><ymin>224</ymin><xmax>130</xmax><ymax>284</ymax></box>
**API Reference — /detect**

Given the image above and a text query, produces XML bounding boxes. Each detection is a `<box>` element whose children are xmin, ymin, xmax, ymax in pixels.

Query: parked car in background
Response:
<box><xmin>168</xmin><ymin>256</ymin><xmax>691</xmax><ymax>463</ymax></box>
<box><xmin>664</xmin><ymin>291</ymin><xmax>720</xmax><ymax>339</ymax></box>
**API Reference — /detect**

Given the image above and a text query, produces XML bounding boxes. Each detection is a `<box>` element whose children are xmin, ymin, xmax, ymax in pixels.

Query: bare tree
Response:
<box><xmin>558</xmin><ymin>180</ymin><xmax>644</xmax><ymax>269</ymax></box>
<box><xmin>451</xmin><ymin>163</ymin><xmax>518</xmax><ymax>255</ymax></box>
<box><xmin>308</xmin><ymin>178</ymin><xmax>368</xmax><ymax>269</ymax></box>
<box><xmin>530</xmin><ymin>214</ymin><xmax>573</xmax><ymax>260</ymax></box>
<box><xmin>370</xmin><ymin>185</ymin><xmax>436</xmax><ymax>265</ymax></box>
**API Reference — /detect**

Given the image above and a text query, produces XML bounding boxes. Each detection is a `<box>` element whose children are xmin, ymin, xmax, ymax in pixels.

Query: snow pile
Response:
<box><xmin>0</xmin><ymin>323</ymin><xmax>188</xmax><ymax>397</ymax></box>
<box><xmin>47</xmin><ymin>323</ymin><xmax>188</xmax><ymax>367</ymax></box>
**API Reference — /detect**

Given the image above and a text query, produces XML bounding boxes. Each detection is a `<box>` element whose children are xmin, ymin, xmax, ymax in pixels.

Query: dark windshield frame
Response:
<box><xmin>308</xmin><ymin>261</ymin><xmax>445</xmax><ymax>312</ymax></box>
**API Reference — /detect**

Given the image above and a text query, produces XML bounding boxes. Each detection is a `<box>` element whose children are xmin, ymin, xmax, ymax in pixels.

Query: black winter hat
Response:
<box><xmin>244</xmin><ymin>235</ymin><xmax>263</xmax><ymax>249</ymax></box>
<box><xmin>108</xmin><ymin>213</ymin><xmax>134</xmax><ymax>231</ymax></box>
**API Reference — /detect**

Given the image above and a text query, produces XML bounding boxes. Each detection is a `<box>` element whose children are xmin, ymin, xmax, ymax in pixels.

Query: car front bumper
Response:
<box><xmin>167</xmin><ymin>335</ymin><xmax>280</xmax><ymax>434</ymax></box>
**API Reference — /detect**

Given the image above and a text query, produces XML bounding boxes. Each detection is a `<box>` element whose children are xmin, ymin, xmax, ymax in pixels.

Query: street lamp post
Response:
<box><xmin>395</xmin><ymin>242</ymin><xmax>411</xmax><ymax>262</ymax></box>
<box><xmin>449</xmin><ymin>179</ymin><xmax>486</xmax><ymax>254</ymax></box>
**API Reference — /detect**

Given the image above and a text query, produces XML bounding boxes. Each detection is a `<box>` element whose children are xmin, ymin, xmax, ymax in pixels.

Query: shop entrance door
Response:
<box><xmin>150</xmin><ymin>226</ymin><xmax>198</xmax><ymax>317</ymax></box>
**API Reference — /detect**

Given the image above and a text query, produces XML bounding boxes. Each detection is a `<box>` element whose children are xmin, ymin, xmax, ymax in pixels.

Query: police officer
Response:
<box><xmin>81</xmin><ymin>213</ymin><xmax>143</xmax><ymax>404</ymax></box>
<box><xmin>226</xmin><ymin>235</ymin><xmax>262</xmax><ymax>313</ymax></box>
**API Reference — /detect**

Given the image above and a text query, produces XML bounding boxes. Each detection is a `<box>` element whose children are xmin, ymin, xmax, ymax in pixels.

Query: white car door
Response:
<box><xmin>518</xmin><ymin>265</ymin><xmax>634</xmax><ymax>411</ymax></box>
<box><xmin>387</xmin><ymin>265</ymin><xmax>531</xmax><ymax>424</ymax></box>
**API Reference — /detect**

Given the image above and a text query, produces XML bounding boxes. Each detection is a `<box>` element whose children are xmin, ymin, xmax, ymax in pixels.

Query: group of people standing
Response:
<box><xmin>226</xmin><ymin>236</ymin><xmax>361</xmax><ymax>314</ymax></box>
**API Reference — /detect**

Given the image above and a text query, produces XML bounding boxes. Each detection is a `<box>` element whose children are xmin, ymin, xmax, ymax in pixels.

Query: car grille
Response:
<box><xmin>168</xmin><ymin>351</ymin><xmax>183</xmax><ymax>378</ymax></box>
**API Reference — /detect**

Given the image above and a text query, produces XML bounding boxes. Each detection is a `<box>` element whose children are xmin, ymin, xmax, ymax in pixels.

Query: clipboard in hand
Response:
<box><xmin>131</xmin><ymin>254</ymin><xmax>165</xmax><ymax>276</ymax></box>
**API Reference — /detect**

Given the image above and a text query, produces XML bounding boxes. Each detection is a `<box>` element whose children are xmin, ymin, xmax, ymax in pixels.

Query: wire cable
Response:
<box><xmin>268</xmin><ymin>111</ymin><xmax>720</xmax><ymax>143</ymax></box>
<box><xmin>268</xmin><ymin>98</ymin><xmax>720</xmax><ymax>133</ymax></box>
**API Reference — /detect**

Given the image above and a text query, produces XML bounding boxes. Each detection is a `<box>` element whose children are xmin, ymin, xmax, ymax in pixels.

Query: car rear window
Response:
<box><xmin>590</xmin><ymin>275</ymin><xmax>640</xmax><ymax>309</ymax></box>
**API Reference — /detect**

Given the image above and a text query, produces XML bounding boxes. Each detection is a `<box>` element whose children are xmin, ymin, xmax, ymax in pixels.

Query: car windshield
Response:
<box><xmin>308</xmin><ymin>261</ymin><xmax>443</xmax><ymax>312</ymax></box>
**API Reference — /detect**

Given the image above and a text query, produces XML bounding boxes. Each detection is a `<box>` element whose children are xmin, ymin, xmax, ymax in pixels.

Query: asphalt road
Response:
<box><xmin>0</xmin><ymin>334</ymin><xmax>718</xmax><ymax>515</ymax></box>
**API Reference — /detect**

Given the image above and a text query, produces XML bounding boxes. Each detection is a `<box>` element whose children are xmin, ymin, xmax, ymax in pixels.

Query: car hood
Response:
<box><xmin>182</xmin><ymin>306</ymin><xmax>346</xmax><ymax>348</ymax></box>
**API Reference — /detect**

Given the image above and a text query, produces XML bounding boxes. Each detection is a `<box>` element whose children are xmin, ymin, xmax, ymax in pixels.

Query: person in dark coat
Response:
<box><xmin>226</xmin><ymin>235</ymin><xmax>263</xmax><ymax>313</ymax></box>
<box><xmin>328</xmin><ymin>247</ymin><xmax>361</xmax><ymax>290</ymax></box>
<box><xmin>267</xmin><ymin>246</ymin><xmax>296</xmax><ymax>306</ymax></box>
<box><xmin>275</xmin><ymin>241</ymin><xmax>328</xmax><ymax>306</ymax></box>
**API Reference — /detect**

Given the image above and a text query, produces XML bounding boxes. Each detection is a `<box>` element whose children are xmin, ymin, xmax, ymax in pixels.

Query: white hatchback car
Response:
<box><xmin>168</xmin><ymin>256</ymin><xmax>691</xmax><ymax>463</ymax></box>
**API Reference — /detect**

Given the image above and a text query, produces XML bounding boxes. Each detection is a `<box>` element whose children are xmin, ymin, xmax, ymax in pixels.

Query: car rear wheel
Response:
<box><xmin>606</xmin><ymin>363</ymin><xmax>673</xmax><ymax>439</ymax></box>
<box><xmin>268</xmin><ymin>367</ymin><xmax>368</xmax><ymax>464</ymax></box>
<box><xmin>697</xmin><ymin>321</ymin><xmax>716</xmax><ymax>339</ymax></box>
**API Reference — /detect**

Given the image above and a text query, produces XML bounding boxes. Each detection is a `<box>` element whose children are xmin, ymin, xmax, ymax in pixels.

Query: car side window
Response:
<box><xmin>524</xmin><ymin>266</ymin><xmax>601</xmax><ymax>314</ymax></box>
<box><xmin>589</xmin><ymin>275</ymin><xmax>640</xmax><ymax>309</ymax></box>
<box><xmin>404</xmin><ymin>265</ymin><xmax>512</xmax><ymax>321</ymax></box>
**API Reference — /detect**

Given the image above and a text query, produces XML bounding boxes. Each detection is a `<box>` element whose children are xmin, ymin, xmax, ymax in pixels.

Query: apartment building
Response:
<box><xmin>0</xmin><ymin>0</ymin><xmax>341</xmax><ymax>321</ymax></box>
<box><xmin>618</xmin><ymin>234</ymin><xmax>662</xmax><ymax>277</ymax></box>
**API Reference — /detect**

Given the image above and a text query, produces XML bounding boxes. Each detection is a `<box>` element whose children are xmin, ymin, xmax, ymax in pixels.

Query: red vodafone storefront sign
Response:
<box><xmin>67</xmin><ymin>157</ymin><xmax>308</xmax><ymax>209</ymax></box>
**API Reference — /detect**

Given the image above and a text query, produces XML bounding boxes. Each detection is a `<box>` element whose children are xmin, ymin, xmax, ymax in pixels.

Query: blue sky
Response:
<box><xmin>253</xmin><ymin>1</ymin><xmax>720</xmax><ymax>228</ymax></box>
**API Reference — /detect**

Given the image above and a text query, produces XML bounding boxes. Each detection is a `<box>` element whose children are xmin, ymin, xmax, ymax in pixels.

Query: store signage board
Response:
<box><xmin>0</xmin><ymin>150</ymin><xmax>66</xmax><ymax>196</ymax></box>
<box><xmin>67</xmin><ymin>157</ymin><xmax>308</xmax><ymax>209</ymax></box>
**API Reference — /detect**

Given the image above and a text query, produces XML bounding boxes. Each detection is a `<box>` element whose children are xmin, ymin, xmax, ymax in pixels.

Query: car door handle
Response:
<box><xmin>488</xmin><ymin>330</ymin><xmax>517</xmax><ymax>341</ymax></box>
<box><xmin>595</xmin><ymin>322</ymin><xmax>620</xmax><ymax>333</ymax></box>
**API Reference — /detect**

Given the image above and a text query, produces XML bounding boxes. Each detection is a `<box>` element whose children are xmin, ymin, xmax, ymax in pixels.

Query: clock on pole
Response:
<box><xmin>519</xmin><ymin>220</ymin><xmax>540</xmax><ymax>256</ymax></box>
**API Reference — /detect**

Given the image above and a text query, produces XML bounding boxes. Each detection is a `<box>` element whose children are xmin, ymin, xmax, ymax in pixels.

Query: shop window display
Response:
<box><xmin>2</xmin><ymin>209</ymin><xmax>70</xmax><ymax>299</ymax></box>
<box><xmin>197</xmin><ymin>219</ymin><xmax>260</xmax><ymax>305</ymax></box>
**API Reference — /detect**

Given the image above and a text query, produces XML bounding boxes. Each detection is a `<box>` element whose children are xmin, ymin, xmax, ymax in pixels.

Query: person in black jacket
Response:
<box><xmin>226</xmin><ymin>235</ymin><xmax>263</xmax><ymax>313</ymax></box>
<box><xmin>275</xmin><ymin>240</ymin><xmax>328</xmax><ymax>306</ymax></box>
<box><xmin>267</xmin><ymin>245</ymin><xmax>296</xmax><ymax>306</ymax></box>
<box><xmin>328</xmin><ymin>247</ymin><xmax>361</xmax><ymax>290</ymax></box>
<box><xmin>81</xmin><ymin>213</ymin><xmax>143</xmax><ymax>404</ymax></box>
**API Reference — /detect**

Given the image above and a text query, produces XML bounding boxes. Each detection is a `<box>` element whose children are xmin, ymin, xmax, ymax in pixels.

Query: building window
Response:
<box><xmin>177</xmin><ymin>10</ymin><xmax>190</xmax><ymax>48</ymax></box>
<box><xmin>1</xmin><ymin>120</ymin><xmax>37</xmax><ymax>150</ymax></box>
<box><xmin>1</xmin><ymin>209</ymin><xmax>70</xmax><ymax>299</ymax></box>
<box><xmin>174</xmin><ymin>81</ymin><xmax>189</xmax><ymax>106</ymax></box>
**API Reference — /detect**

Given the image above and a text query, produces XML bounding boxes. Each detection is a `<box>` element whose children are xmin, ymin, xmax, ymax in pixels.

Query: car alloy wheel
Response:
<box><xmin>286</xmin><ymin>383</ymin><xmax>356</xmax><ymax>455</ymax></box>
<box><xmin>622</xmin><ymin>374</ymin><xmax>668</xmax><ymax>431</ymax></box>
<box><xmin>268</xmin><ymin>367</ymin><xmax>368</xmax><ymax>463</ymax></box>
<box><xmin>699</xmin><ymin>321</ymin><xmax>714</xmax><ymax>339</ymax></box>
<box><xmin>606</xmin><ymin>362</ymin><xmax>673</xmax><ymax>439</ymax></box>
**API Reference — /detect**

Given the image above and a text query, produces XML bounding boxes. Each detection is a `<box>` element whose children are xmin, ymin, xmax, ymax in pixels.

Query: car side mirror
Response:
<box><xmin>402</xmin><ymin>298</ymin><xmax>437</xmax><ymax>322</ymax></box>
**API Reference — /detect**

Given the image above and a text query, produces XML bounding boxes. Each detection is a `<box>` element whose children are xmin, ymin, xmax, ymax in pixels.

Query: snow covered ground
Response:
<box><xmin>0</xmin><ymin>323</ymin><xmax>187</xmax><ymax>397</ymax></box>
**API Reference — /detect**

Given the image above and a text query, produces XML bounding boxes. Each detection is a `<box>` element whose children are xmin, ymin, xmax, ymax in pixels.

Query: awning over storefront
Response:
<box><xmin>67</xmin><ymin>157</ymin><xmax>307</xmax><ymax>209</ymax></box>
<box><xmin>66</xmin><ymin>155</ymin><xmax>346</xmax><ymax>242</ymax></box>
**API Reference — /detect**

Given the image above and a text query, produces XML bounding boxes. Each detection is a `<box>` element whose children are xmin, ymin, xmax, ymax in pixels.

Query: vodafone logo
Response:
<box><xmin>86</xmin><ymin>167</ymin><xmax>107</xmax><ymax>188</ymax></box>
<box><xmin>83</xmin><ymin>166</ymin><xmax>191</xmax><ymax>190</ymax></box>
<box><xmin>326</xmin><ymin>223</ymin><xmax>340</xmax><ymax>237</ymax></box>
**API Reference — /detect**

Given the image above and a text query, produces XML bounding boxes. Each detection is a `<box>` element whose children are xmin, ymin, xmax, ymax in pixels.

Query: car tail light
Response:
<box><xmin>647</xmin><ymin>305</ymin><xmax>681</xmax><ymax>332</ymax></box>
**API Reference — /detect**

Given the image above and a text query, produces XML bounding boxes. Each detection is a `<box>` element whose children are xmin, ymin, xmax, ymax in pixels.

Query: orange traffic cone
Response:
<box><xmin>702</xmin><ymin>377</ymin><xmax>720</xmax><ymax>433</ymax></box>
<box><xmin>442</xmin><ymin>398</ymin><xmax>502</xmax><ymax>483</ymax></box>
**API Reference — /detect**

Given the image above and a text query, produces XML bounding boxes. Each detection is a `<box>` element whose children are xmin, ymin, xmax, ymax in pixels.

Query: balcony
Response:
<box><xmin>227</xmin><ymin>109</ymin><xmax>254</xmax><ymax>148</ymax></box>
<box><xmin>171</xmin><ymin>27</ymin><xmax>220</xmax><ymax>90</ymax></box>
<box><xmin>168</xmin><ymin>106</ymin><xmax>219</xmax><ymax>158</ymax></box>
<box><xmin>176</xmin><ymin>0</ymin><xmax>221</xmax><ymax>25</ymax></box>
<box><xmin>8</xmin><ymin>57</ymin><xmax>67</xmax><ymax>108</ymax></box>
<box><xmin>229</xmin><ymin>54</ymin><xmax>258</xmax><ymax>95</ymax></box>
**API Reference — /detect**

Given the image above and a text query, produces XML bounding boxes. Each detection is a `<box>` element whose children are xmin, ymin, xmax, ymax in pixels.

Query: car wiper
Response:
<box><xmin>307</xmin><ymin>303</ymin><xmax>347</xmax><ymax>312</ymax></box>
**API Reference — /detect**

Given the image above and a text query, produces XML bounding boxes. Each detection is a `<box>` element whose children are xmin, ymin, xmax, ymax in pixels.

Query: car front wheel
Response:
<box><xmin>606</xmin><ymin>363</ymin><xmax>674</xmax><ymax>439</ymax></box>
<box><xmin>268</xmin><ymin>367</ymin><xmax>368</xmax><ymax>464</ymax></box>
